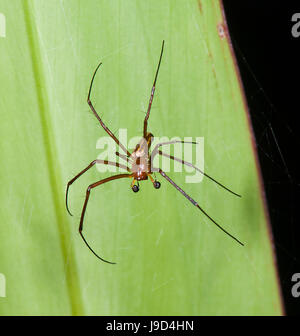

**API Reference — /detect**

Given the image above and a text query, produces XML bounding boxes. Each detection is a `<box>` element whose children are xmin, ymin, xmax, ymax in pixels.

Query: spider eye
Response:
<box><xmin>153</xmin><ymin>181</ymin><xmax>161</xmax><ymax>189</ymax></box>
<box><xmin>132</xmin><ymin>185</ymin><xmax>139</xmax><ymax>193</ymax></box>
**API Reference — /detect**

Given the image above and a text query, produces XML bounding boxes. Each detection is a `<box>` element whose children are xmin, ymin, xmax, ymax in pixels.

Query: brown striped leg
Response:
<box><xmin>87</xmin><ymin>62</ymin><xmax>131</xmax><ymax>157</ymax></box>
<box><xmin>143</xmin><ymin>40</ymin><xmax>165</xmax><ymax>138</ymax></box>
<box><xmin>158</xmin><ymin>151</ymin><xmax>241</xmax><ymax>197</ymax></box>
<box><xmin>115</xmin><ymin>151</ymin><xmax>133</xmax><ymax>165</ymax></box>
<box><xmin>158</xmin><ymin>169</ymin><xmax>244</xmax><ymax>246</ymax></box>
<box><xmin>79</xmin><ymin>173</ymin><xmax>132</xmax><ymax>264</ymax></box>
<box><xmin>66</xmin><ymin>160</ymin><xmax>130</xmax><ymax>216</ymax></box>
<box><xmin>150</xmin><ymin>140</ymin><xmax>197</xmax><ymax>172</ymax></box>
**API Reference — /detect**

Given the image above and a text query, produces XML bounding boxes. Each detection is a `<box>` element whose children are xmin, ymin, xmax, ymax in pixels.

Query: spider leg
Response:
<box><xmin>115</xmin><ymin>151</ymin><xmax>133</xmax><ymax>165</ymax></box>
<box><xmin>87</xmin><ymin>62</ymin><xmax>131</xmax><ymax>157</ymax></box>
<box><xmin>157</xmin><ymin>150</ymin><xmax>241</xmax><ymax>197</ymax></box>
<box><xmin>79</xmin><ymin>173</ymin><xmax>132</xmax><ymax>264</ymax></box>
<box><xmin>151</xmin><ymin>140</ymin><xmax>197</xmax><ymax>156</ymax></box>
<box><xmin>143</xmin><ymin>40</ymin><xmax>165</xmax><ymax>138</ymax></box>
<box><xmin>150</xmin><ymin>140</ymin><xmax>197</xmax><ymax>172</ymax></box>
<box><xmin>158</xmin><ymin>169</ymin><xmax>244</xmax><ymax>246</ymax></box>
<box><xmin>66</xmin><ymin>160</ymin><xmax>130</xmax><ymax>216</ymax></box>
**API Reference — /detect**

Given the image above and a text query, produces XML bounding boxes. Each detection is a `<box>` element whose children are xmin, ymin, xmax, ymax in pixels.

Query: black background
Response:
<box><xmin>223</xmin><ymin>0</ymin><xmax>300</xmax><ymax>315</ymax></box>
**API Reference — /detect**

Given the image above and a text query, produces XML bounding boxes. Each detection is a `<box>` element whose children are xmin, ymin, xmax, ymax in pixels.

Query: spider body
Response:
<box><xmin>131</xmin><ymin>132</ymin><xmax>154</xmax><ymax>184</ymax></box>
<box><xmin>66</xmin><ymin>40</ymin><xmax>243</xmax><ymax>264</ymax></box>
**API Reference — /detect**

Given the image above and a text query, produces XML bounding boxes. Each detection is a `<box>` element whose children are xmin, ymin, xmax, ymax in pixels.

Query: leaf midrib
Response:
<box><xmin>22</xmin><ymin>0</ymin><xmax>84</xmax><ymax>315</ymax></box>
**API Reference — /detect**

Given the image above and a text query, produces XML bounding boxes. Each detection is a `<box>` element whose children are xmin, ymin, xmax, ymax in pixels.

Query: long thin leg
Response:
<box><xmin>158</xmin><ymin>150</ymin><xmax>241</xmax><ymax>197</ymax></box>
<box><xmin>115</xmin><ymin>151</ymin><xmax>133</xmax><ymax>164</ymax></box>
<box><xmin>143</xmin><ymin>40</ymin><xmax>165</xmax><ymax>138</ymax></box>
<box><xmin>87</xmin><ymin>62</ymin><xmax>131</xmax><ymax>157</ymax></box>
<box><xmin>151</xmin><ymin>140</ymin><xmax>197</xmax><ymax>157</ymax></box>
<box><xmin>79</xmin><ymin>173</ymin><xmax>132</xmax><ymax>264</ymax></box>
<box><xmin>66</xmin><ymin>160</ymin><xmax>130</xmax><ymax>216</ymax></box>
<box><xmin>150</xmin><ymin>140</ymin><xmax>197</xmax><ymax>171</ymax></box>
<box><xmin>158</xmin><ymin>169</ymin><xmax>244</xmax><ymax>246</ymax></box>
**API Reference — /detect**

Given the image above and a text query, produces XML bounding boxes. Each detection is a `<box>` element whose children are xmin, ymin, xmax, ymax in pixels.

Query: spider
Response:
<box><xmin>65</xmin><ymin>40</ymin><xmax>243</xmax><ymax>264</ymax></box>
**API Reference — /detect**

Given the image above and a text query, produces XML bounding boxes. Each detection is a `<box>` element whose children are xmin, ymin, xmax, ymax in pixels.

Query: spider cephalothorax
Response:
<box><xmin>129</xmin><ymin>132</ymin><xmax>161</xmax><ymax>191</ymax></box>
<box><xmin>66</xmin><ymin>40</ymin><xmax>243</xmax><ymax>264</ymax></box>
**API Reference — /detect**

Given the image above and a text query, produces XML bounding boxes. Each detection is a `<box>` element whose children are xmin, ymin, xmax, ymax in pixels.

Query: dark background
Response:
<box><xmin>223</xmin><ymin>0</ymin><xmax>300</xmax><ymax>315</ymax></box>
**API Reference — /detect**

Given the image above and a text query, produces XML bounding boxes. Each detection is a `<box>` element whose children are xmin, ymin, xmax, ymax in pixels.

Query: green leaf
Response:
<box><xmin>0</xmin><ymin>0</ymin><xmax>283</xmax><ymax>315</ymax></box>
